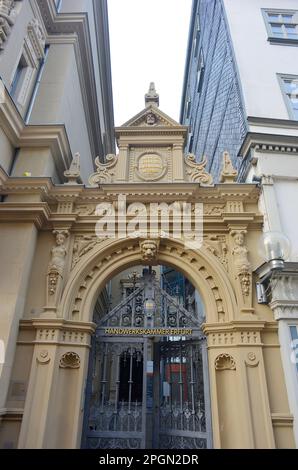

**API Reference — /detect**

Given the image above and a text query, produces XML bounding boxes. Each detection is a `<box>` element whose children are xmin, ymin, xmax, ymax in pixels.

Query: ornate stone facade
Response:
<box><xmin>0</xmin><ymin>86</ymin><xmax>295</xmax><ymax>450</ymax></box>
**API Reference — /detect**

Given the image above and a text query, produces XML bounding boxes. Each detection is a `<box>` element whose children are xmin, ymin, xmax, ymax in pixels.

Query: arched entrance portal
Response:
<box><xmin>81</xmin><ymin>265</ymin><xmax>212</xmax><ymax>449</ymax></box>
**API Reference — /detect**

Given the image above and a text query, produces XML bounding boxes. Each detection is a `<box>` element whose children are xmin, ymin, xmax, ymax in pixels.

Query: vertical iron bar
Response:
<box><xmin>100</xmin><ymin>343</ymin><xmax>108</xmax><ymax>412</ymax></box>
<box><xmin>201</xmin><ymin>339</ymin><xmax>213</xmax><ymax>448</ymax></box>
<box><xmin>142</xmin><ymin>339</ymin><xmax>148</xmax><ymax>448</ymax></box>
<box><xmin>114</xmin><ymin>351</ymin><xmax>121</xmax><ymax>431</ymax></box>
<box><xmin>190</xmin><ymin>344</ymin><xmax>196</xmax><ymax>431</ymax></box>
<box><xmin>179</xmin><ymin>342</ymin><xmax>184</xmax><ymax>430</ymax></box>
<box><xmin>152</xmin><ymin>341</ymin><xmax>160</xmax><ymax>449</ymax></box>
<box><xmin>128</xmin><ymin>346</ymin><xmax>134</xmax><ymax>431</ymax></box>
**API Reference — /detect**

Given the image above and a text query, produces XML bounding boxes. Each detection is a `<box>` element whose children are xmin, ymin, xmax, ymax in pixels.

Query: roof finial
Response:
<box><xmin>145</xmin><ymin>82</ymin><xmax>159</xmax><ymax>107</ymax></box>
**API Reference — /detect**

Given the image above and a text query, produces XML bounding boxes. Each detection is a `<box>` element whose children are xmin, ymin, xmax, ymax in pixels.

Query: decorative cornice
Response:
<box><xmin>0</xmin><ymin>86</ymin><xmax>72</xmax><ymax>176</ymax></box>
<box><xmin>239</xmin><ymin>132</ymin><xmax>298</xmax><ymax>159</ymax></box>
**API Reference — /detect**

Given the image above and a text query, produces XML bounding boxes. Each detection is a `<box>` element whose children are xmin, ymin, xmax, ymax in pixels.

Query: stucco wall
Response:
<box><xmin>223</xmin><ymin>0</ymin><xmax>298</xmax><ymax>120</ymax></box>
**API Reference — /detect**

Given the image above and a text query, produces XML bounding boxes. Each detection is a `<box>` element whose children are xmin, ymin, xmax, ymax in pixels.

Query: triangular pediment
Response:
<box><xmin>121</xmin><ymin>105</ymin><xmax>181</xmax><ymax>128</ymax></box>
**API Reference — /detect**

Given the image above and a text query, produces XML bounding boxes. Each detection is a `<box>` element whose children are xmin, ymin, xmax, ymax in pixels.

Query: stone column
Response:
<box><xmin>115</xmin><ymin>144</ymin><xmax>129</xmax><ymax>182</ymax></box>
<box><xmin>172</xmin><ymin>142</ymin><xmax>185</xmax><ymax>182</ymax></box>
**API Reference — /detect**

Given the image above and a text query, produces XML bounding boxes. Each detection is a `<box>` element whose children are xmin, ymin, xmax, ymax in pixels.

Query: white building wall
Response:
<box><xmin>223</xmin><ymin>0</ymin><xmax>298</xmax><ymax>120</ymax></box>
<box><xmin>247</xmin><ymin>152</ymin><xmax>298</xmax><ymax>262</ymax></box>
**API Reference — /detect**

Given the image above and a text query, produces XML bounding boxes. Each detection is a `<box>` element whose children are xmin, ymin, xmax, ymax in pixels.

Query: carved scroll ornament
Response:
<box><xmin>185</xmin><ymin>154</ymin><xmax>213</xmax><ymax>185</ymax></box>
<box><xmin>88</xmin><ymin>154</ymin><xmax>118</xmax><ymax>186</ymax></box>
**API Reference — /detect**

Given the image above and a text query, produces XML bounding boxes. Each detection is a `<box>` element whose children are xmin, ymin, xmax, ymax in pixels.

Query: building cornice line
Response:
<box><xmin>0</xmin><ymin>87</ymin><xmax>72</xmax><ymax>177</ymax></box>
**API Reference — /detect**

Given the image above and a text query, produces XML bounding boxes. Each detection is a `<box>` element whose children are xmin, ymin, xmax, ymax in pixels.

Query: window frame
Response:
<box><xmin>197</xmin><ymin>50</ymin><xmax>205</xmax><ymax>94</ymax></box>
<box><xmin>277</xmin><ymin>74</ymin><xmax>298</xmax><ymax>121</ymax></box>
<box><xmin>262</xmin><ymin>8</ymin><xmax>298</xmax><ymax>45</ymax></box>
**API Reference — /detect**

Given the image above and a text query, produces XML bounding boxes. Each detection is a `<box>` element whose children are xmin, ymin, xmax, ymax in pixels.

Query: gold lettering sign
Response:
<box><xmin>138</xmin><ymin>153</ymin><xmax>164</xmax><ymax>180</ymax></box>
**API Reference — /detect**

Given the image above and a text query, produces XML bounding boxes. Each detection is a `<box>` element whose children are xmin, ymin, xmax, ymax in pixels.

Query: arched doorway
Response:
<box><xmin>81</xmin><ymin>265</ymin><xmax>212</xmax><ymax>449</ymax></box>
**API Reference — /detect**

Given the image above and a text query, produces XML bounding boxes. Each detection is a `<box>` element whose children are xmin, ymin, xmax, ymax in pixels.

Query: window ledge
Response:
<box><xmin>268</xmin><ymin>37</ymin><xmax>298</xmax><ymax>45</ymax></box>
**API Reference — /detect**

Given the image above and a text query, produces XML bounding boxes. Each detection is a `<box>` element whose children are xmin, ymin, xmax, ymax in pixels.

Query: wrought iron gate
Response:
<box><xmin>82</xmin><ymin>271</ymin><xmax>212</xmax><ymax>449</ymax></box>
<box><xmin>155</xmin><ymin>339</ymin><xmax>211</xmax><ymax>449</ymax></box>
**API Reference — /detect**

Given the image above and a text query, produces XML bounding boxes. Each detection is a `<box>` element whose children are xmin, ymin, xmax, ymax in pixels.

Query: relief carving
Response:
<box><xmin>27</xmin><ymin>17</ymin><xmax>45</xmax><ymax>62</ymax></box>
<box><xmin>203</xmin><ymin>235</ymin><xmax>228</xmax><ymax>271</ymax></box>
<box><xmin>36</xmin><ymin>350</ymin><xmax>50</xmax><ymax>365</ymax></box>
<box><xmin>88</xmin><ymin>154</ymin><xmax>118</xmax><ymax>185</ymax></box>
<box><xmin>140</xmin><ymin>239</ymin><xmax>159</xmax><ymax>263</ymax></box>
<box><xmin>215</xmin><ymin>353</ymin><xmax>236</xmax><ymax>371</ymax></box>
<box><xmin>185</xmin><ymin>154</ymin><xmax>213</xmax><ymax>185</ymax></box>
<box><xmin>203</xmin><ymin>205</ymin><xmax>225</xmax><ymax>216</ymax></box>
<box><xmin>59</xmin><ymin>352</ymin><xmax>80</xmax><ymax>369</ymax></box>
<box><xmin>0</xmin><ymin>1</ymin><xmax>22</xmax><ymax>51</ymax></box>
<box><xmin>72</xmin><ymin>235</ymin><xmax>105</xmax><ymax>269</ymax></box>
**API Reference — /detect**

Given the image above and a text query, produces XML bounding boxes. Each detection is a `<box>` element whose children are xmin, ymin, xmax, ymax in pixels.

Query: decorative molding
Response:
<box><xmin>203</xmin><ymin>204</ymin><xmax>225</xmax><ymax>216</ymax></box>
<box><xmin>208</xmin><ymin>329</ymin><xmax>261</xmax><ymax>347</ymax></box>
<box><xmin>59</xmin><ymin>352</ymin><xmax>80</xmax><ymax>369</ymax></box>
<box><xmin>203</xmin><ymin>235</ymin><xmax>228</xmax><ymax>271</ymax></box>
<box><xmin>88</xmin><ymin>154</ymin><xmax>118</xmax><ymax>185</ymax></box>
<box><xmin>0</xmin><ymin>0</ymin><xmax>23</xmax><ymax>51</ymax></box>
<box><xmin>26</xmin><ymin>17</ymin><xmax>46</xmax><ymax>64</ymax></box>
<box><xmin>215</xmin><ymin>354</ymin><xmax>236</xmax><ymax>371</ymax></box>
<box><xmin>36</xmin><ymin>349</ymin><xmax>50</xmax><ymax>364</ymax></box>
<box><xmin>245</xmin><ymin>352</ymin><xmax>259</xmax><ymax>367</ymax></box>
<box><xmin>252</xmin><ymin>143</ymin><xmax>298</xmax><ymax>154</ymax></box>
<box><xmin>184</xmin><ymin>154</ymin><xmax>213</xmax><ymax>185</ymax></box>
<box><xmin>72</xmin><ymin>235</ymin><xmax>105</xmax><ymax>269</ymax></box>
<box><xmin>121</xmin><ymin>103</ymin><xmax>182</xmax><ymax>129</ymax></box>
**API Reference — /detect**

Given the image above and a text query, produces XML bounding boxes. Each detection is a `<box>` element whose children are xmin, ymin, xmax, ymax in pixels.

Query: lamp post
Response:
<box><xmin>256</xmin><ymin>231</ymin><xmax>291</xmax><ymax>303</ymax></box>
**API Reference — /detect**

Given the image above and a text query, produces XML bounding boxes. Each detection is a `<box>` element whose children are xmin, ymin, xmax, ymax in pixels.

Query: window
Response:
<box><xmin>54</xmin><ymin>0</ymin><xmax>63</xmax><ymax>12</ymax></box>
<box><xmin>186</xmin><ymin>99</ymin><xmax>191</xmax><ymax>119</ymax></box>
<box><xmin>263</xmin><ymin>9</ymin><xmax>298</xmax><ymax>43</ymax></box>
<box><xmin>290</xmin><ymin>326</ymin><xmax>298</xmax><ymax>374</ymax></box>
<box><xmin>197</xmin><ymin>51</ymin><xmax>205</xmax><ymax>93</ymax></box>
<box><xmin>279</xmin><ymin>75</ymin><xmax>298</xmax><ymax>120</ymax></box>
<box><xmin>10</xmin><ymin>55</ymin><xmax>28</xmax><ymax>98</ymax></box>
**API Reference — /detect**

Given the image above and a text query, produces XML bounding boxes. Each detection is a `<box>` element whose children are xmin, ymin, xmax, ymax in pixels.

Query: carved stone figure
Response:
<box><xmin>220</xmin><ymin>151</ymin><xmax>238</xmax><ymax>183</ymax></box>
<box><xmin>145</xmin><ymin>112</ymin><xmax>157</xmax><ymax>125</ymax></box>
<box><xmin>231</xmin><ymin>231</ymin><xmax>250</xmax><ymax>273</ymax></box>
<box><xmin>231</xmin><ymin>230</ymin><xmax>251</xmax><ymax>298</ymax></box>
<box><xmin>46</xmin><ymin>230</ymin><xmax>69</xmax><ymax>306</ymax></box>
<box><xmin>49</xmin><ymin>231</ymin><xmax>68</xmax><ymax>274</ymax></box>
<box><xmin>140</xmin><ymin>239</ymin><xmax>159</xmax><ymax>263</ymax></box>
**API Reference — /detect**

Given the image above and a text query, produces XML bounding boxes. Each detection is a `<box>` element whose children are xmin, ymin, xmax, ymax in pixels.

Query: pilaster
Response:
<box><xmin>18</xmin><ymin>319</ymin><xmax>95</xmax><ymax>449</ymax></box>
